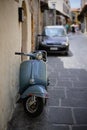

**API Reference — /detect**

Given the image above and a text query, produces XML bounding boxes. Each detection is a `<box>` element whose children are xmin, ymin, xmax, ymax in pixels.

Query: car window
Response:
<box><xmin>45</xmin><ymin>27</ymin><xmax>66</xmax><ymax>37</ymax></box>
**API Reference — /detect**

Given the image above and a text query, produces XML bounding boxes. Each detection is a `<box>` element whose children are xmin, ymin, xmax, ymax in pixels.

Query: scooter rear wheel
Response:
<box><xmin>23</xmin><ymin>96</ymin><xmax>44</xmax><ymax>117</ymax></box>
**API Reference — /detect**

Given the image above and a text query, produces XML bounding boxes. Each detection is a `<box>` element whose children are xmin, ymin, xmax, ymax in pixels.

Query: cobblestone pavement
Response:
<box><xmin>7</xmin><ymin>33</ymin><xmax>87</xmax><ymax>130</ymax></box>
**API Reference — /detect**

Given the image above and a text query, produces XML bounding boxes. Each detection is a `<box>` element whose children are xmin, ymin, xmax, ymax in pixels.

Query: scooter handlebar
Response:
<box><xmin>15</xmin><ymin>52</ymin><xmax>36</xmax><ymax>58</ymax></box>
<box><xmin>15</xmin><ymin>51</ymin><xmax>47</xmax><ymax>61</ymax></box>
<box><xmin>15</xmin><ymin>52</ymin><xmax>24</xmax><ymax>55</ymax></box>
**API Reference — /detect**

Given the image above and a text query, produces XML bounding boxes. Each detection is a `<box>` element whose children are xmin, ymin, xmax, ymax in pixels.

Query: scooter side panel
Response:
<box><xmin>32</xmin><ymin>60</ymin><xmax>47</xmax><ymax>86</ymax></box>
<box><xmin>19</xmin><ymin>61</ymin><xmax>32</xmax><ymax>94</ymax></box>
<box><xmin>19</xmin><ymin>60</ymin><xmax>47</xmax><ymax>94</ymax></box>
<box><xmin>21</xmin><ymin>85</ymin><xmax>48</xmax><ymax>99</ymax></box>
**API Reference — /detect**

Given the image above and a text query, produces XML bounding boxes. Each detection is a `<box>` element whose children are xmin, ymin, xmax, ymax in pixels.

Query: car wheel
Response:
<box><xmin>66</xmin><ymin>52</ymin><xmax>68</xmax><ymax>55</ymax></box>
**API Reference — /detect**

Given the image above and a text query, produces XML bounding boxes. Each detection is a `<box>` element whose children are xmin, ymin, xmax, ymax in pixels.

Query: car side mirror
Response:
<box><xmin>37</xmin><ymin>34</ymin><xmax>46</xmax><ymax>37</ymax></box>
<box><xmin>37</xmin><ymin>34</ymin><xmax>41</xmax><ymax>36</ymax></box>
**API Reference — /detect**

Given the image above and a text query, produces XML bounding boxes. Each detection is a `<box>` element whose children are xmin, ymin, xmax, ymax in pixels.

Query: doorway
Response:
<box><xmin>21</xmin><ymin>1</ymin><xmax>27</xmax><ymax>61</ymax></box>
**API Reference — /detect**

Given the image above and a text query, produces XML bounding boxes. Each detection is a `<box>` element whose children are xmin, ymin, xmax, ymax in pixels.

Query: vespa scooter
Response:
<box><xmin>15</xmin><ymin>51</ymin><xmax>49</xmax><ymax>117</ymax></box>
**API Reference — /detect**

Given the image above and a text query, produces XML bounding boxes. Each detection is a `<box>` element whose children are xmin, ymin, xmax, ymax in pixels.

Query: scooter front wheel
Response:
<box><xmin>23</xmin><ymin>96</ymin><xmax>44</xmax><ymax>117</ymax></box>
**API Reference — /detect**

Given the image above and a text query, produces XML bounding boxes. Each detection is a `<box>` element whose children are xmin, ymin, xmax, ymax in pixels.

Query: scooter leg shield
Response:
<box><xmin>21</xmin><ymin>85</ymin><xmax>48</xmax><ymax>99</ymax></box>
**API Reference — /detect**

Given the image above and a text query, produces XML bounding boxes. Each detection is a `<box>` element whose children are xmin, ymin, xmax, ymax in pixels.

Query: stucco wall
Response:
<box><xmin>56</xmin><ymin>0</ymin><xmax>63</xmax><ymax>12</ymax></box>
<box><xmin>0</xmin><ymin>1</ymin><xmax>20</xmax><ymax>130</ymax></box>
<box><xmin>48</xmin><ymin>0</ymin><xmax>63</xmax><ymax>12</ymax></box>
<box><xmin>31</xmin><ymin>0</ymin><xmax>39</xmax><ymax>50</ymax></box>
<box><xmin>48</xmin><ymin>0</ymin><xmax>70</xmax><ymax>18</ymax></box>
<box><xmin>0</xmin><ymin>0</ymin><xmax>31</xmax><ymax>130</ymax></box>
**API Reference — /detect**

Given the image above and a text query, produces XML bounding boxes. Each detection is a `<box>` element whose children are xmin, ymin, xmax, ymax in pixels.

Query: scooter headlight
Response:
<box><xmin>29</xmin><ymin>79</ymin><xmax>35</xmax><ymax>84</ymax></box>
<box><xmin>36</xmin><ymin>51</ymin><xmax>43</xmax><ymax>60</ymax></box>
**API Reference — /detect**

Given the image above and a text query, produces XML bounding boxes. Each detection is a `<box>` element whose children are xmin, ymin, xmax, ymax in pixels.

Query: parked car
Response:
<box><xmin>37</xmin><ymin>25</ymin><xmax>69</xmax><ymax>55</ymax></box>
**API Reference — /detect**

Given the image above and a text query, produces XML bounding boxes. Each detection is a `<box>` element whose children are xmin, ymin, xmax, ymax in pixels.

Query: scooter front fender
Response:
<box><xmin>21</xmin><ymin>85</ymin><xmax>48</xmax><ymax>99</ymax></box>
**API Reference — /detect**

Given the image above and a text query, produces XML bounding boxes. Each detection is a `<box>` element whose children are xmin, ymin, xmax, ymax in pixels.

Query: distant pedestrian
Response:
<box><xmin>65</xmin><ymin>23</ymin><xmax>69</xmax><ymax>34</ymax></box>
<box><xmin>71</xmin><ymin>23</ymin><xmax>75</xmax><ymax>33</ymax></box>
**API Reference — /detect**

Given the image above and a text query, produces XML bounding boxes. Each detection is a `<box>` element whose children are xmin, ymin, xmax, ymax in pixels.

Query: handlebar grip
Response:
<box><xmin>15</xmin><ymin>52</ymin><xmax>24</xmax><ymax>55</ymax></box>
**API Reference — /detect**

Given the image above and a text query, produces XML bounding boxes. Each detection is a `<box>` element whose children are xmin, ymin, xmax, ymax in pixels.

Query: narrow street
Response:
<box><xmin>8</xmin><ymin>32</ymin><xmax>87</xmax><ymax>130</ymax></box>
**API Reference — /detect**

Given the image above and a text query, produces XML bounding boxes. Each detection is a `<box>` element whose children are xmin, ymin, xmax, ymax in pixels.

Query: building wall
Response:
<box><xmin>71</xmin><ymin>10</ymin><xmax>80</xmax><ymax>24</ymax></box>
<box><xmin>48</xmin><ymin>0</ymin><xmax>63</xmax><ymax>12</ymax></box>
<box><xmin>83</xmin><ymin>15</ymin><xmax>87</xmax><ymax>33</ymax></box>
<box><xmin>0</xmin><ymin>0</ymin><xmax>31</xmax><ymax>130</ymax></box>
<box><xmin>20</xmin><ymin>0</ymin><xmax>32</xmax><ymax>61</ymax></box>
<box><xmin>48</xmin><ymin>0</ymin><xmax>70</xmax><ymax>14</ymax></box>
<box><xmin>38</xmin><ymin>7</ymin><xmax>44</xmax><ymax>33</ymax></box>
<box><xmin>81</xmin><ymin>0</ymin><xmax>87</xmax><ymax>8</ymax></box>
<box><xmin>86</xmin><ymin>16</ymin><xmax>87</xmax><ymax>32</ymax></box>
<box><xmin>63</xmin><ymin>0</ymin><xmax>71</xmax><ymax>17</ymax></box>
<box><xmin>80</xmin><ymin>0</ymin><xmax>87</xmax><ymax>33</ymax></box>
<box><xmin>48</xmin><ymin>0</ymin><xmax>71</xmax><ymax>25</ymax></box>
<box><xmin>56</xmin><ymin>0</ymin><xmax>63</xmax><ymax>13</ymax></box>
<box><xmin>31</xmin><ymin>0</ymin><xmax>39</xmax><ymax>50</ymax></box>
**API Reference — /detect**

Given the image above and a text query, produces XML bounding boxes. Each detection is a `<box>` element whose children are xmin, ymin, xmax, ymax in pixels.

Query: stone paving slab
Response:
<box><xmin>72</xmin><ymin>81</ymin><xmax>87</xmax><ymax>88</ymax></box>
<box><xmin>48</xmin><ymin>125</ymin><xmax>69</xmax><ymax>130</ymax></box>
<box><xmin>62</xmin><ymin>98</ymin><xmax>87</xmax><ymax>107</ymax></box>
<box><xmin>49</xmin><ymin>89</ymin><xmax>65</xmax><ymax>98</ymax></box>
<box><xmin>72</xmin><ymin>125</ymin><xmax>87</xmax><ymax>130</ymax></box>
<box><xmin>74</xmin><ymin>108</ymin><xmax>87</xmax><ymax>124</ymax></box>
<box><xmin>48</xmin><ymin>96</ymin><xmax>59</xmax><ymax>106</ymax></box>
<box><xmin>57</xmin><ymin>80</ymin><xmax>73</xmax><ymax>88</ymax></box>
<box><xmin>66</xmin><ymin>88</ymin><xmax>87</xmax><ymax>99</ymax></box>
<box><xmin>58</xmin><ymin>75</ymin><xmax>78</xmax><ymax>82</ymax></box>
<box><xmin>48</xmin><ymin>89</ymin><xmax>65</xmax><ymax>106</ymax></box>
<box><xmin>48</xmin><ymin>107</ymin><xmax>73</xmax><ymax>124</ymax></box>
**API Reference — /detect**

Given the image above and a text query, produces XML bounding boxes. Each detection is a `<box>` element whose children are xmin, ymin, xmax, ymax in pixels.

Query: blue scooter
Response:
<box><xmin>15</xmin><ymin>51</ymin><xmax>49</xmax><ymax>117</ymax></box>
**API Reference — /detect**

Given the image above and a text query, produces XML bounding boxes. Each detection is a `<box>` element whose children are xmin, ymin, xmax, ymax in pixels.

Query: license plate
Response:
<box><xmin>50</xmin><ymin>47</ymin><xmax>58</xmax><ymax>50</ymax></box>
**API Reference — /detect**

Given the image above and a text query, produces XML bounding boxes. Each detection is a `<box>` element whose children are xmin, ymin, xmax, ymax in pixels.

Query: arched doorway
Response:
<box><xmin>21</xmin><ymin>1</ymin><xmax>27</xmax><ymax>61</ymax></box>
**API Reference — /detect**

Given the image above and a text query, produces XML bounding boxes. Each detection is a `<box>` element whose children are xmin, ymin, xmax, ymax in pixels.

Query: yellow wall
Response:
<box><xmin>0</xmin><ymin>0</ymin><xmax>31</xmax><ymax>130</ymax></box>
<box><xmin>75</xmin><ymin>11</ymin><xmax>80</xmax><ymax>24</ymax></box>
<box><xmin>72</xmin><ymin>10</ymin><xmax>80</xmax><ymax>24</ymax></box>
